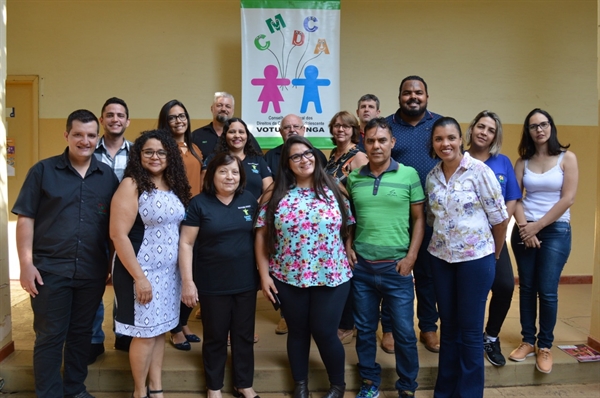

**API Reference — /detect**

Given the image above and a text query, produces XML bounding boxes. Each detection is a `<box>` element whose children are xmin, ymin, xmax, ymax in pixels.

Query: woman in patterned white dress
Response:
<box><xmin>111</xmin><ymin>130</ymin><xmax>191</xmax><ymax>398</ymax></box>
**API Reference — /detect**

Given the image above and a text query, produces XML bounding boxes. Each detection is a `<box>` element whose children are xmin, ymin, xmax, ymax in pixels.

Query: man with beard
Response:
<box><xmin>192</xmin><ymin>91</ymin><xmax>261</xmax><ymax>159</ymax></box>
<box><xmin>385</xmin><ymin>75</ymin><xmax>442</xmax><ymax>354</ymax></box>
<box><xmin>89</xmin><ymin>97</ymin><xmax>133</xmax><ymax>362</ymax></box>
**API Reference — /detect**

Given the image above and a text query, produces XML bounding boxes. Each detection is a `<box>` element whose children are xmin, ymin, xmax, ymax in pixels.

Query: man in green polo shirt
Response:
<box><xmin>346</xmin><ymin>117</ymin><xmax>425</xmax><ymax>398</ymax></box>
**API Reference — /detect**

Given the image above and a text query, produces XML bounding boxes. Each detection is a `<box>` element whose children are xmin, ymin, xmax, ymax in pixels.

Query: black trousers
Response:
<box><xmin>485</xmin><ymin>244</ymin><xmax>515</xmax><ymax>337</ymax></box>
<box><xmin>171</xmin><ymin>301</ymin><xmax>194</xmax><ymax>334</ymax></box>
<box><xmin>274</xmin><ymin>279</ymin><xmax>350</xmax><ymax>385</ymax></box>
<box><xmin>31</xmin><ymin>271</ymin><xmax>105</xmax><ymax>398</ymax></box>
<box><xmin>199</xmin><ymin>289</ymin><xmax>257</xmax><ymax>390</ymax></box>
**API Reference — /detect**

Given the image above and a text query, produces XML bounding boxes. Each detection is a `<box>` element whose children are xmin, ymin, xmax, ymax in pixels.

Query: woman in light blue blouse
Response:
<box><xmin>426</xmin><ymin>117</ymin><xmax>508</xmax><ymax>398</ymax></box>
<box><xmin>255</xmin><ymin>136</ymin><xmax>354</xmax><ymax>398</ymax></box>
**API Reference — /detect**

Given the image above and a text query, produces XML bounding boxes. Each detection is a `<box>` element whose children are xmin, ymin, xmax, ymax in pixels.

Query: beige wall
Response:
<box><xmin>4</xmin><ymin>0</ymin><xmax>599</xmax><ymax>279</ymax></box>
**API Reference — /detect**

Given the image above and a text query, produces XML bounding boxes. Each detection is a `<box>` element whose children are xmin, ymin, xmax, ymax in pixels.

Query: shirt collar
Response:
<box><xmin>57</xmin><ymin>147</ymin><xmax>103</xmax><ymax>174</ymax></box>
<box><xmin>392</xmin><ymin>109</ymin><xmax>434</xmax><ymax>127</ymax></box>
<box><xmin>359</xmin><ymin>158</ymin><xmax>399</xmax><ymax>177</ymax></box>
<box><xmin>96</xmin><ymin>136</ymin><xmax>131</xmax><ymax>151</ymax></box>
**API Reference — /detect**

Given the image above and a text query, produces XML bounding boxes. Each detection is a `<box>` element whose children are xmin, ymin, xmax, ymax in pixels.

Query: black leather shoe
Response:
<box><xmin>170</xmin><ymin>336</ymin><xmax>191</xmax><ymax>351</ymax></box>
<box><xmin>87</xmin><ymin>343</ymin><xmax>105</xmax><ymax>365</ymax></box>
<box><xmin>293</xmin><ymin>380</ymin><xmax>309</xmax><ymax>398</ymax></box>
<box><xmin>185</xmin><ymin>333</ymin><xmax>201</xmax><ymax>343</ymax></box>
<box><xmin>67</xmin><ymin>391</ymin><xmax>96</xmax><ymax>398</ymax></box>
<box><xmin>322</xmin><ymin>384</ymin><xmax>345</xmax><ymax>398</ymax></box>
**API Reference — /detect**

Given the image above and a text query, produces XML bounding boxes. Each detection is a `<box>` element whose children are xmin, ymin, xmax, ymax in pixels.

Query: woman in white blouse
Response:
<box><xmin>425</xmin><ymin>117</ymin><xmax>508</xmax><ymax>398</ymax></box>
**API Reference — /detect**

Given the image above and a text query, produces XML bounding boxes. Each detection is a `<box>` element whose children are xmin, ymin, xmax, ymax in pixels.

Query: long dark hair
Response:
<box><xmin>125</xmin><ymin>129</ymin><xmax>191</xmax><ymax>207</ymax></box>
<box><xmin>262</xmin><ymin>135</ymin><xmax>349</xmax><ymax>255</ymax></box>
<box><xmin>216</xmin><ymin>117</ymin><xmax>262</xmax><ymax>157</ymax></box>
<box><xmin>518</xmin><ymin>108</ymin><xmax>569</xmax><ymax>159</ymax></box>
<box><xmin>157</xmin><ymin>99</ymin><xmax>203</xmax><ymax>164</ymax></box>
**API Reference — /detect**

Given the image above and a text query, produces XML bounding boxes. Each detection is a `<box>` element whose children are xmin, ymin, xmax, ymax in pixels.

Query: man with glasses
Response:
<box><xmin>386</xmin><ymin>75</ymin><xmax>442</xmax><ymax>354</ymax></box>
<box><xmin>192</xmin><ymin>91</ymin><xmax>261</xmax><ymax>159</ymax></box>
<box><xmin>89</xmin><ymin>97</ymin><xmax>133</xmax><ymax>363</ymax></box>
<box><xmin>346</xmin><ymin>117</ymin><xmax>424</xmax><ymax>398</ymax></box>
<box><xmin>13</xmin><ymin>110</ymin><xmax>119</xmax><ymax>398</ymax></box>
<box><xmin>264</xmin><ymin>113</ymin><xmax>327</xmax><ymax>178</ymax></box>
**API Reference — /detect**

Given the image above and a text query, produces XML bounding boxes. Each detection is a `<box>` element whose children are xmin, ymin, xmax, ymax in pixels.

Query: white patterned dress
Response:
<box><xmin>114</xmin><ymin>189</ymin><xmax>185</xmax><ymax>338</ymax></box>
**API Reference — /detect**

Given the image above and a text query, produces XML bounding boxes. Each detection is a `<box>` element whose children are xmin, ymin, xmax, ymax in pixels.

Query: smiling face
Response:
<box><xmin>288</xmin><ymin>143</ymin><xmax>315</xmax><ymax>182</ymax></box>
<box><xmin>168</xmin><ymin>105</ymin><xmax>188</xmax><ymax>139</ymax></box>
<box><xmin>280</xmin><ymin>114</ymin><xmax>305</xmax><ymax>141</ymax></box>
<box><xmin>356</xmin><ymin>99</ymin><xmax>380</xmax><ymax>125</ymax></box>
<box><xmin>399</xmin><ymin>80</ymin><xmax>428</xmax><ymax>118</ymax></box>
<box><xmin>527</xmin><ymin>112</ymin><xmax>551</xmax><ymax>146</ymax></box>
<box><xmin>225</xmin><ymin>121</ymin><xmax>248</xmax><ymax>152</ymax></box>
<box><xmin>364</xmin><ymin>126</ymin><xmax>395</xmax><ymax>169</ymax></box>
<box><xmin>432</xmin><ymin>124</ymin><xmax>462</xmax><ymax>164</ymax></box>
<box><xmin>64</xmin><ymin>120</ymin><xmax>99</xmax><ymax>163</ymax></box>
<box><xmin>140</xmin><ymin>138</ymin><xmax>168</xmax><ymax>176</ymax></box>
<box><xmin>332</xmin><ymin>116</ymin><xmax>353</xmax><ymax>146</ymax></box>
<box><xmin>469</xmin><ymin>116</ymin><xmax>497</xmax><ymax>152</ymax></box>
<box><xmin>211</xmin><ymin>96</ymin><xmax>234</xmax><ymax>123</ymax></box>
<box><xmin>213</xmin><ymin>162</ymin><xmax>240</xmax><ymax>196</ymax></box>
<box><xmin>100</xmin><ymin>103</ymin><xmax>130</xmax><ymax>137</ymax></box>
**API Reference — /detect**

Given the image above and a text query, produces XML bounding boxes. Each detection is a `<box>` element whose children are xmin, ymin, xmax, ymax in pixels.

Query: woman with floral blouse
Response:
<box><xmin>425</xmin><ymin>117</ymin><xmax>508</xmax><ymax>398</ymax></box>
<box><xmin>255</xmin><ymin>135</ymin><xmax>354</xmax><ymax>398</ymax></box>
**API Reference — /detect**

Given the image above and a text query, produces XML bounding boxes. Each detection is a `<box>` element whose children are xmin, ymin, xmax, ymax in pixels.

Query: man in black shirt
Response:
<box><xmin>191</xmin><ymin>91</ymin><xmax>261</xmax><ymax>158</ymax></box>
<box><xmin>13</xmin><ymin>109</ymin><xmax>119</xmax><ymax>398</ymax></box>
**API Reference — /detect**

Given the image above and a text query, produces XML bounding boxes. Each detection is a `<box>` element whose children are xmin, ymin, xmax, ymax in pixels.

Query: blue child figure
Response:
<box><xmin>292</xmin><ymin>65</ymin><xmax>330</xmax><ymax>114</ymax></box>
<box><xmin>251</xmin><ymin>65</ymin><xmax>290</xmax><ymax>113</ymax></box>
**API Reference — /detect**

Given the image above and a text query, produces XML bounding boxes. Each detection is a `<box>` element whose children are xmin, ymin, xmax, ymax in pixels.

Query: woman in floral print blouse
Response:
<box><xmin>255</xmin><ymin>135</ymin><xmax>354</xmax><ymax>398</ymax></box>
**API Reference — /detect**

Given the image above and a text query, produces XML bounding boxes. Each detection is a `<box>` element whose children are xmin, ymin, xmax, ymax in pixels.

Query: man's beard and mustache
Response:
<box><xmin>400</xmin><ymin>99</ymin><xmax>427</xmax><ymax>117</ymax></box>
<box><xmin>216</xmin><ymin>113</ymin><xmax>230</xmax><ymax>123</ymax></box>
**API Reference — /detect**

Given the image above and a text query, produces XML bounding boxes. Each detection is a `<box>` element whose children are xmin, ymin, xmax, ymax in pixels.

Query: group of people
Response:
<box><xmin>13</xmin><ymin>75</ymin><xmax>578</xmax><ymax>398</ymax></box>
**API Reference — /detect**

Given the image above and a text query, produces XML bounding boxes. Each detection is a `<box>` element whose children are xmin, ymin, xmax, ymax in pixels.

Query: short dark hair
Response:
<box><xmin>364</xmin><ymin>117</ymin><xmax>392</xmax><ymax>137</ymax></box>
<box><xmin>328</xmin><ymin>111</ymin><xmax>360</xmax><ymax>145</ymax></box>
<box><xmin>518</xmin><ymin>108</ymin><xmax>569</xmax><ymax>159</ymax></box>
<box><xmin>101</xmin><ymin>97</ymin><xmax>129</xmax><ymax>118</ymax></box>
<box><xmin>66</xmin><ymin>109</ymin><xmax>98</xmax><ymax>134</ymax></box>
<box><xmin>399</xmin><ymin>75</ymin><xmax>428</xmax><ymax>95</ymax></box>
<box><xmin>203</xmin><ymin>152</ymin><xmax>246</xmax><ymax>196</ymax></box>
<box><xmin>357</xmin><ymin>94</ymin><xmax>380</xmax><ymax>110</ymax></box>
<box><xmin>429</xmin><ymin>116</ymin><xmax>463</xmax><ymax>159</ymax></box>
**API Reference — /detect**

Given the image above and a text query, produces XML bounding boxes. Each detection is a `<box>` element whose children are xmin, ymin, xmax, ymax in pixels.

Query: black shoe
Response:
<box><xmin>170</xmin><ymin>335</ymin><xmax>191</xmax><ymax>351</ymax></box>
<box><xmin>484</xmin><ymin>335</ymin><xmax>506</xmax><ymax>366</ymax></box>
<box><xmin>185</xmin><ymin>333</ymin><xmax>201</xmax><ymax>343</ymax></box>
<box><xmin>114</xmin><ymin>335</ymin><xmax>132</xmax><ymax>352</ymax></box>
<box><xmin>87</xmin><ymin>343</ymin><xmax>105</xmax><ymax>365</ymax></box>
<box><xmin>293</xmin><ymin>380</ymin><xmax>309</xmax><ymax>398</ymax></box>
<box><xmin>322</xmin><ymin>384</ymin><xmax>345</xmax><ymax>398</ymax></box>
<box><xmin>67</xmin><ymin>391</ymin><xmax>96</xmax><ymax>398</ymax></box>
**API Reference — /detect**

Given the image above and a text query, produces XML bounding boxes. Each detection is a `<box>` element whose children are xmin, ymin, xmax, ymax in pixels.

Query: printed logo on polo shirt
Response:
<box><xmin>239</xmin><ymin>204</ymin><xmax>253</xmax><ymax>222</ymax></box>
<box><xmin>387</xmin><ymin>189</ymin><xmax>397</xmax><ymax>197</ymax></box>
<box><xmin>97</xmin><ymin>202</ymin><xmax>109</xmax><ymax>215</ymax></box>
<box><xmin>249</xmin><ymin>163</ymin><xmax>260</xmax><ymax>174</ymax></box>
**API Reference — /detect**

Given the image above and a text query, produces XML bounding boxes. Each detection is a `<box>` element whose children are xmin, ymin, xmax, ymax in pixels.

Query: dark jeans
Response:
<box><xmin>485</xmin><ymin>244</ymin><xmax>514</xmax><ymax>338</ymax></box>
<box><xmin>31</xmin><ymin>271</ymin><xmax>105</xmax><ymax>398</ymax></box>
<box><xmin>199</xmin><ymin>289</ymin><xmax>257</xmax><ymax>390</ymax></box>
<box><xmin>414</xmin><ymin>227</ymin><xmax>438</xmax><ymax>333</ymax></box>
<box><xmin>274</xmin><ymin>278</ymin><xmax>350</xmax><ymax>385</ymax></box>
<box><xmin>352</xmin><ymin>262</ymin><xmax>419</xmax><ymax>392</ymax></box>
<box><xmin>511</xmin><ymin>222</ymin><xmax>571</xmax><ymax>349</ymax></box>
<box><xmin>431</xmin><ymin>254</ymin><xmax>495</xmax><ymax>398</ymax></box>
<box><xmin>171</xmin><ymin>301</ymin><xmax>193</xmax><ymax>334</ymax></box>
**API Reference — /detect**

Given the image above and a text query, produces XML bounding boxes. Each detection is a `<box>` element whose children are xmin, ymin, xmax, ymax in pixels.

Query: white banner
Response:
<box><xmin>241</xmin><ymin>0</ymin><xmax>340</xmax><ymax>148</ymax></box>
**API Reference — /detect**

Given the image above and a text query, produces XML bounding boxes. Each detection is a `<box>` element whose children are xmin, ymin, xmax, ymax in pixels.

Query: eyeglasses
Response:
<box><xmin>168</xmin><ymin>113</ymin><xmax>187</xmax><ymax>123</ymax></box>
<box><xmin>281</xmin><ymin>124</ymin><xmax>304</xmax><ymax>132</ymax></box>
<box><xmin>528</xmin><ymin>121</ymin><xmax>550</xmax><ymax>131</ymax></box>
<box><xmin>141</xmin><ymin>150</ymin><xmax>168</xmax><ymax>159</ymax></box>
<box><xmin>333</xmin><ymin>124</ymin><xmax>352</xmax><ymax>130</ymax></box>
<box><xmin>289</xmin><ymin>149</ymin><xmax>314</xmax><ymax>163</ymax></box>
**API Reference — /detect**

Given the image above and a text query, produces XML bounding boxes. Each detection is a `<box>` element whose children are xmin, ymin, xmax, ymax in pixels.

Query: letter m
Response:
<box><xmin>266</xmin><ymin>14</ymin><xmax>286</xmax><ymax>34</ymax></box>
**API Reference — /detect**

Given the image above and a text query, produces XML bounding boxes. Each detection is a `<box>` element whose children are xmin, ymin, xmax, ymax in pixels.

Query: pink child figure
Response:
<box><xmin>251</xmin><ymin>65</ymin><xmax>290</xmax><ymax>113</ymax></box>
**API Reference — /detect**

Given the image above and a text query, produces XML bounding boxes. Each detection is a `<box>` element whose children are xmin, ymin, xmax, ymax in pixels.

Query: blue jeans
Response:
<box><xmin>511</xmin><ymin>222</ymin><xmax>571</xmax><ymax>349</ymax></box>
<box><xmin>352</xmin><ymin>261</ymin><xmax>418</xmax><ymax>392</ymax></box>
<box><xmin>414</xmin><ymin>226</ymin><xmax>438</xmax><ymax>333</ymax></box>
<box><xmin>91</xmin><ymin>301</ymin><xmax>105</xmax><ymax>344</ymax></box>
<box><xmin>431</xmin><ymin>253</ymin><xmax>495</xmax><ymax>398</ymax></box>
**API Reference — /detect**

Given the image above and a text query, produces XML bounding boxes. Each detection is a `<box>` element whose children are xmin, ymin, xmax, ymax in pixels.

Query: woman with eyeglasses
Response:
<box><xmin>111</xmin><ymin>130</ymin><xmax>191</xmax><ymax>398</ymax></box>
<box><xmin>157</xmin><ymin>99</ymin><xmax>204</xmax><ymax>351</ymax></box>
<box><xmin>180</xmin><ymin>153</ymin><xmax>259</xmax><ymax>398</ymax></box>
<box><xmin>464</xmin><ymin>111</ymin><xmax>522</xmax><ymax>367</ymax></box>
<box><xmin>508</xmin><ymin>109</ymin><xmax>578</xmax><ymax>374</ymax></box>
<box><xmin>255</xmin><ymin>135</ymin><xmax>354</xmax><ymax>398</ymax></box>
<box><xmin>205</xmin><ymin>117</ymin><xmax>273</xmax><ymax>202</ymax></box>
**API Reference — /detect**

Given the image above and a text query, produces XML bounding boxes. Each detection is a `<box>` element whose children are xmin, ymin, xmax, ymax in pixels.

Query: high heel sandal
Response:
<box><xmin>232</xmin><ymin>387</ymin><xmax>260</xmax><ymax>398</ymax></box>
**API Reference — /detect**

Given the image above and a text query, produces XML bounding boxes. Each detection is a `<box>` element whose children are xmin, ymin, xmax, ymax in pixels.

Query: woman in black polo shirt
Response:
<box><xmin>179</xmin><ymin>153</ymin><xmax>259</xmax><ymax>398</ymax></box>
